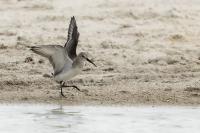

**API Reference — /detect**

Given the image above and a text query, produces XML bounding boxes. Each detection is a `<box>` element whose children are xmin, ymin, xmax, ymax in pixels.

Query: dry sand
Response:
<box><xmin>1</xmin><ymin>0</ymin><xmax>200</xmax><ymax>105</ymax></box>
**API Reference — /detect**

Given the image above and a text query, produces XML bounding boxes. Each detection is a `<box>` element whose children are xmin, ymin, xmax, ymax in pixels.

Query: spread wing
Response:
<box><xmin>64</xmin><ymin>16</ymin><xmax>79</xmax><ymax>60</ymax></box>
<box><xmin>31</xmin><ymin>45</ymin><xmax>72</xmax><ymax>75</ymax></box>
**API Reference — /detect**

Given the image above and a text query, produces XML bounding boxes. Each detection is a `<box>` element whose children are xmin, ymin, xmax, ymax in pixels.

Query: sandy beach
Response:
<box><xmin>0</xmin><ymin>0</ymin><xmax>200</xmax><ymax>105</ymax></box>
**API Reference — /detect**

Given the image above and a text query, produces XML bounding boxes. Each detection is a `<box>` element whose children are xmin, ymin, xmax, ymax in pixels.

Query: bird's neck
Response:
<box><xmin>72</xmin><ymin>57</ymin><xmax>84</xmax><ymax>69</ymax></box>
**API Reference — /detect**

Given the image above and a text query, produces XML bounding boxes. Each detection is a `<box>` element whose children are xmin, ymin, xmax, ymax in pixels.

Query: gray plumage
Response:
<box><xmin>31</xmin><ymin>45</ymin><xmax>72</xmax><ymax>76</ymax></box>
<box><xmin>31</xmin><ymin>16</ymin><xmax>96</xmax><ymax>97</ymax></box>
<box><xmin>65</xmin><ymin>16</ymin><xmax>79</xmax><ymax>60</ymax></box>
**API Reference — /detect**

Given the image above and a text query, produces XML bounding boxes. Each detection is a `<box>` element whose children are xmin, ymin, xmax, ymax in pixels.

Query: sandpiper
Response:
<box><xmin>31</xmin><ymin>16</ymin><xmax>96</xmax><ymax>97</ymax></box>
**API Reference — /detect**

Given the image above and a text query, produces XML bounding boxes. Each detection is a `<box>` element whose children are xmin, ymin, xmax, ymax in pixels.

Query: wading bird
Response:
<box><xmin>31</xmin><ymin>16</ymin><xmax>96</xmax><ymax>97</ymax></box>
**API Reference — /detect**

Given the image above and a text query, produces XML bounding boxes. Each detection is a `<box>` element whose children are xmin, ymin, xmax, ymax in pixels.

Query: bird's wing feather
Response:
<box><xmin>64</xmin><ymin>16</ymin><xmax>79</xmax><ymax>60</ymax></box>
<box><xmin>31</xmin><ymin>45</ymin><xmax>72</xmax><ymax>75</ymax></box>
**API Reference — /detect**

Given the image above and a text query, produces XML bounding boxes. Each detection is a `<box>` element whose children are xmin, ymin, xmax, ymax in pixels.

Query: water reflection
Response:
<box><xmin>27</xmin><ymin>105</ymin><xmax>84</xmax><ymax>132</ymax></box>
<box><xmin>0</xmin><ymin>105</ymin><xmax>200</xmax><ymax>133</ymax></box>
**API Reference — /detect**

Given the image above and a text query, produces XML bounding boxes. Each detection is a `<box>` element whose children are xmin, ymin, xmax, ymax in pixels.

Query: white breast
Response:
<box><xmin>54</xmin><ymin>68</ymin><xmax>81</xmax><ymax>82</ymax></box>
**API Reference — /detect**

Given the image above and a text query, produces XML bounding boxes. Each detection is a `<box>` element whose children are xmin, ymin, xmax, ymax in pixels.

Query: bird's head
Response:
<box><xmin>78</xmin><ymin>52</ymin><xmax>96</xmax><ymax>67</ymax></box>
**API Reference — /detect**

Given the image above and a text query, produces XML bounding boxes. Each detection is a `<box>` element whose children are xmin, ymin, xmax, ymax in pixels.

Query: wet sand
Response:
<box><xmin>1</xmin><ymin>0</ymin><xmax>200</xmax><ymax>105</ymax></box>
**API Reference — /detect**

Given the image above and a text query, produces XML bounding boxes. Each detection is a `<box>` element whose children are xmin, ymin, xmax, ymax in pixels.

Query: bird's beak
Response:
<box><xmin>86</xmin><ymin>58</ymin><xmax>97</xmax><ymax>67</ymax></box>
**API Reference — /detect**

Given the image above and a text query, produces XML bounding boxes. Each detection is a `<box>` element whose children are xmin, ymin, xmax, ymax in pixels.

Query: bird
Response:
<box><xmin>30</xmin><ymin>16</ymin><xmax>96</xmax><ymax>97</ymax></box>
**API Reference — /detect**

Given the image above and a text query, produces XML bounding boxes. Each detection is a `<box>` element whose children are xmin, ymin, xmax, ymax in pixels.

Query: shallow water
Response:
<box><xmin>0</xmin><ymin>105</ymin><xmax>200</xmax><ymax>133</ymax></box>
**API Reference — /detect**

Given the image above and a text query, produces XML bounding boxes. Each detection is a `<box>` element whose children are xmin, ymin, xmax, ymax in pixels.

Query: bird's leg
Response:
<box><xmin>65</xmin><ymin>85</ymin><xmax>80</xmax><ymax>91</ymax></box>
<box><xmin>62</xmin><ymin>83</ymin><xmax>81</xmax><ymax>92</ymax></box>
<box><xmin>60</xmin><ymin>81</ymin><xmax>67</xmax><ymax>97</ymax></box>
<box><xmin>59</xmin><ymin>81</ymin><xmax>81</xmax><ymax>98</ymax></box>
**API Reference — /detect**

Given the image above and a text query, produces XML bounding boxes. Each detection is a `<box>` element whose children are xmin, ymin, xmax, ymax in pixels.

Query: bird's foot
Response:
<box><xmin>60</xmin><ymin>91</ymin><xmax>67</xmax><ymax>98</ymax></box>
<box><xmin>62</xmin><ymin>85</ymin><xmax>81</xmax><ymax>92</ymax></box>
<box><xmin>59</xmin><ymin>81</ymin><xmax>81</xmax><ymax>98</ymax></box>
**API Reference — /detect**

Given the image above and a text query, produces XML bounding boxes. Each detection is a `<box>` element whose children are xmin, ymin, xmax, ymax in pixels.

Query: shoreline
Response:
<box><xmin>1</xmin><ymin>0</ymin><xmax>200</xmax><ymax>106</ymax></box>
